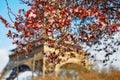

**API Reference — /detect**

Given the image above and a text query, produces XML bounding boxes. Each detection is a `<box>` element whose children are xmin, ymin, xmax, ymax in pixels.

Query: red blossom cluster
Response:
<box><xmin>0</xmin><ymin>0</ymin><xmax>120</xmax><ymax>55</ymax></box>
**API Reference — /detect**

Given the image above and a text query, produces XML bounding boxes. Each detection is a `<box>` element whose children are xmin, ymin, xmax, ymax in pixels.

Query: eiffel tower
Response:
<box><xmin>1</xmin><ymin>38</ymin><xmax>91</xmax><ymax>79</ymax></box>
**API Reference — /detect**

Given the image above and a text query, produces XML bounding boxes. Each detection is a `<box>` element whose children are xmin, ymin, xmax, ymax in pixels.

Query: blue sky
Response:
<box><xmin>0</xmin><ymin>0</ymin><xmax>30</xmax><ymax>74</ymax></box>
<box><xmin>0</xmin><ymin>0</ymin><xmax>29</xmax><ymax>54</ymax></box>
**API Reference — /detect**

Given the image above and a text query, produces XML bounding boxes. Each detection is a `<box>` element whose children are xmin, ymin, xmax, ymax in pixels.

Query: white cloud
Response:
<box><xmin>82</xmin><ymin>32</ymin><xmax>120</xmax><ymax>72</ymax></box>
<box><xmin>3</xmin><ymin>71</ymin><xmax>37</xmax><ymax>80</ymax></box>
<box><xmin>0</xmin><ymin>44</ymin><xmax>16</xmax><ymax>75</ymax></box>
<box><xmin>0</xmin><ymin>49</ymin><xmax>9</xmax><ymax>75</ymax></box>
<box><xmin>1</xmin><ymin>44</ymin><xmax>16</xmax><ymax>55</ymax></box>
<box><xmin>14</xmin><ymin>71</ymin><xmax>37</xmax><ymax>80</ymax></box>
<box><xmin>7</xmin><ymin>44</ymin><xmax>16</xmax><ymax>55</ymax></box>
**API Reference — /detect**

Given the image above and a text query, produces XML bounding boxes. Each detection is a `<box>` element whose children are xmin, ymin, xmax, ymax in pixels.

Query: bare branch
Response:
<box><xmin>5</xmin><ymin>0</ymin><xmax>17</xmax><ymax>23</ymax></box>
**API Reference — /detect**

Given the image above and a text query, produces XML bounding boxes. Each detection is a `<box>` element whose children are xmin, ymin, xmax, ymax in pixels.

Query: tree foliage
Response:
<box><xmin>0</xmin><ymin>0</ymin><xmax>120</xmax><ymax>55</ymax></box>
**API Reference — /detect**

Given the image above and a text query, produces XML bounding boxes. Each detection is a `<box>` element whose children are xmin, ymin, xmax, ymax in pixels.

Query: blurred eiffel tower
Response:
<box><xmin>1</xmin><ymin>38</ymin><xmax>91</xmax><ymax>79</ymax></box>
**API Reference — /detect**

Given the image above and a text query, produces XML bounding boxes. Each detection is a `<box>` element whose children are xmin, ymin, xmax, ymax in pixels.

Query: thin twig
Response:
<box><xmin>5</xmin><ymin>0</ymin><xmax>17</xmax><ymax>23</ymax></box>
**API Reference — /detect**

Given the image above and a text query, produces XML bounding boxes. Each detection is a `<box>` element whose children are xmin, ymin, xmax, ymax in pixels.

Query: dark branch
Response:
<box><xmin>5</xmin><ymin>0</ymin><xmax>17</xmax><ymax>23</ymax></box>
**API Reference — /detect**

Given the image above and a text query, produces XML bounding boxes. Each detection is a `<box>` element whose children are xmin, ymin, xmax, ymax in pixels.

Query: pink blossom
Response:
<box><xmin>28</xmin><ymin>12</ymin><xmax>36</xmax><ymax>18</ymax></box>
